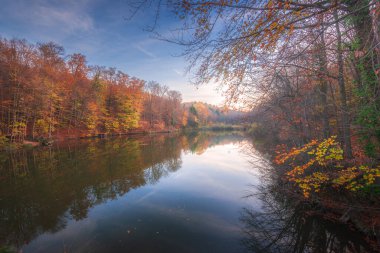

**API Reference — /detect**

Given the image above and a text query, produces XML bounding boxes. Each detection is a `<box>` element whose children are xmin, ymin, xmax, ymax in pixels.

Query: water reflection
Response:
<box><xmin>2</xmin><ymin>132</ymin><xmax>375</xmax><ymax>253</ymax></box>
<box><xmin>0</xmin><ymin>132</ymin><xmax>245</xmax><ymax>251</ymax></box>
<box><xmin>240</xmin><ymin>145</ymin><xmax>380</xmax><ymax>253</ymax></box>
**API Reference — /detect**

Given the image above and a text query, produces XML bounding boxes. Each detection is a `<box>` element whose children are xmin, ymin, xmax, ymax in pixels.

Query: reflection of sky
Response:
<box><xmin>22</xmin><ymin>140</ymin><xmax>267</xmax><ymax>252</ymax></box>
<box><xmin>0</xmin><ymin>0</ymin><xmax>224</xmax><ymax>104</ymax></box>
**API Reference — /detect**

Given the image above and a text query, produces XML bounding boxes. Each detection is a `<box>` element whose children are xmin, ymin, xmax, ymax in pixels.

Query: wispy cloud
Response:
<box><xmin>0</xmin><ymin>0</ymin><xmax>94</xmax><ymax>38</ymax></box>
<box><xmin>173</xmin><ymin>68</ymin><xmax>183</xmax><ymax>76</ymax></box>
<box><xmin>134</xmin><ymin>43</ymin><xmax>157</xmax><ymax>59</ymax></box>
<box><xmin>30</xmin><ymin>5</ymin><xmax>94</xmax><ymax>33</ymax></box>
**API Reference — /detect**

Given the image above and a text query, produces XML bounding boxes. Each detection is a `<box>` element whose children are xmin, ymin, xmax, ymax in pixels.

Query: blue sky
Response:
<box><xmin>0</xmin><ymin>0</ymin><xmax>223</xmax><ymax>104</ymax></box>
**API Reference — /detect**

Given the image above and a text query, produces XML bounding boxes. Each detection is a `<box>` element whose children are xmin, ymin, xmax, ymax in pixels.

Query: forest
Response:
<box><xmin>0</xmin><ymin>38</ymin><xmax>244</xmax><ymax>144</ymax></box>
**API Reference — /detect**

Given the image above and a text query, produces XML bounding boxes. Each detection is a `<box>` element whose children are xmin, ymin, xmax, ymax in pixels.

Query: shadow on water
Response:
<box><xmin>0</xmin><ymin>131</ymin><xmax>245</xmax><ymax>251</ymax></box>
<box><xmin>239</xmin><ymin>145</ymin><xmax>380</xmax><ymax>253</ymax></box>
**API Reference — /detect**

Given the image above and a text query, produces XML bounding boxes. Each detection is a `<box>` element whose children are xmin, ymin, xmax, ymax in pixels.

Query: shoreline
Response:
<box><xmin>2</xmin><ymin>129</ymin><xmax>181</xmax><ymax>150</ymax></box>
<box><xmin>4</xmin><ymin>126</ymin><xmax>247</xmax><ymax>150</ymax></box>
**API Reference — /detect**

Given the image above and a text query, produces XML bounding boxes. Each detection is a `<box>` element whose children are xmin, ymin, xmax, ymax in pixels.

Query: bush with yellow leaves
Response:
<box><xmin>275</xmin><ymin>136</ymin><xmax>380</xmax><ymax>198</ymax></box>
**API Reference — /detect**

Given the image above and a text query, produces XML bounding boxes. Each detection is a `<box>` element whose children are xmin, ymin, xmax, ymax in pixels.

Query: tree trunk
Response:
<box><xmin>370</xmin><ymin>0</ymin><xmax>380</xmax><ymax>85</ymax></box>
<box><xmin>334</xmin><ymin>6</ymin><xmax>353</xmax><ymax>158</ymax></box>
<box><xmin>316</xmin><ymin>25</ymin><xmax>331</xmax><ymax>138</ymax></box>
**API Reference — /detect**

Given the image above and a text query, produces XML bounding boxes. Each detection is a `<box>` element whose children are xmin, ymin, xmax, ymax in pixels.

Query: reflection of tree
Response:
<box><xmin>185</xmin><ymin>131</ymin><xmax>245</xmax><ymax>155</ymax></box>
<box><xmin>0</xmin><ymin>132</ymin><xmax>243</xmax><ymax>250</ymax></box>
<box><xmin>240</xmin><ymin>148</ymin><xmax>379</xmax><ymax>253</ymax></box>
<box><xmin>0</xmin><ymin>135</ymin><xmax>182</xmax><ymax>249</ymax></box>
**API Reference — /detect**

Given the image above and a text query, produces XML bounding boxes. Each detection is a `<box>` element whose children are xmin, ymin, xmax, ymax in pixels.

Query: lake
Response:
<box><xmin>0</xmin><ymin>132</ymin><xmax>376</xmax><ymax>253</ymax></box>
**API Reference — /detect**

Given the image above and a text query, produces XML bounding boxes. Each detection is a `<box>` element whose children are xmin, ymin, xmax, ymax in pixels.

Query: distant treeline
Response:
<box><xmin>0</xmin><ymin>37</ymin><xmax>245</xmax><ymax>143</ymax></box>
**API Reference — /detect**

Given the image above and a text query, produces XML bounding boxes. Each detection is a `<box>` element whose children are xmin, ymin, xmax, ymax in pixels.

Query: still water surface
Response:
<box><xmin>0</xmin><ymin>132</ymin><xmax>376</xmax><ymax>252</ymax></box>
<box><xmin>0</xmin><ymin>133</ymin><xmax>263</xmax><ymax>252</ymax></box>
